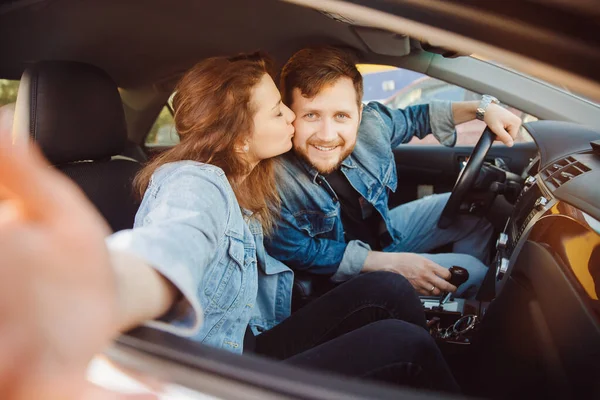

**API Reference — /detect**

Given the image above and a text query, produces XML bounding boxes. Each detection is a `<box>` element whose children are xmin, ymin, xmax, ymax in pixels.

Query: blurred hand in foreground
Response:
<box><xmin>0</xmin><ymin>129</ymin><xmax>150</xmax><ymax>399</ymax></box>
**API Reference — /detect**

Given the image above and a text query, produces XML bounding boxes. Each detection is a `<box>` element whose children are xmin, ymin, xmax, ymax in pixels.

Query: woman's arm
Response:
<box><xmin>110</xmin><ymin>250</ymin><xmax>178</xmax><ymax>332</ymax></box>
<box><xmin>106</xmin><ymin>164</ymin><xmax>230</xmax><ymax>336</ymax></box>
<box><xmin>0</xmin><ymin>134</ymin><xmax>133</xmax><ymax>398</ymax></box>
<box><xmin>0</xmin><ymin>130</ymin><xmax>226</xmax><ymax>398</ymax></box>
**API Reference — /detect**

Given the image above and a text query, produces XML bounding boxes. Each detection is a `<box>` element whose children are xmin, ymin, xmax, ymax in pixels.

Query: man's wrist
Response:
<box><xmin>476</xmin><ymin>95</ymin><xmax>500</xmax><ymax>121</ymax></box>
<box><xmin>362</xmin><ymin>250</ymin><xmax>395</xmax><ymax>273</ymax></box>
<box><xmin>451</xmin><ymin>101</ymin><xmax>479</xmax><ymax>125</ymax></box>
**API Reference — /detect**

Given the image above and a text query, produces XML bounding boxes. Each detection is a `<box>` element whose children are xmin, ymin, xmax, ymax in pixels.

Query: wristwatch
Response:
<box><xmin>476</xmin><ymin>95</ymin><xmax>500</xmax><ymax>121</ymax></box>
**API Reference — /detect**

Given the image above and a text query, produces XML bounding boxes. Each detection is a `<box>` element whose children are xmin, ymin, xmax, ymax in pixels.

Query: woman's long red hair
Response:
<box><xmin>133</xmin><ymin>53</ymin><xmax>280</xmax><ymax>234</ymax></box>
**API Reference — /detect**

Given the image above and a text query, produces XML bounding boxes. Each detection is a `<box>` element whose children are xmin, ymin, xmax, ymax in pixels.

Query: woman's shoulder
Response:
<box><xmin>151</xmin><ymin>161</ymin><xmax>229</xmax><ymax>188</ymax></box>
<box><xmin>155</xmin><ymin>160</ymin><xmax>226</xmax><ymax>178</ymax></box>
<box><xmin>134</xmin><ymin>161</ymin><xmax>244</xmax><ymax>237</ymax></box>
<box><xmin>145</xmin><ymin>161</ymin><xmax>236</xmax><ymax>207</ymax></box>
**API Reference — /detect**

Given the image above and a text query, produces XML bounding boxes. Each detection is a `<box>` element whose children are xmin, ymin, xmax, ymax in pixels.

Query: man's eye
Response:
<box><xmin>305</xmin><ymin>113</ymin><xmax>315</xmax><ymax>119</ymax></box>
<box><xmin>336</xmin><ymin>113</ymin><xmax>348</xmax><ymax>119</ymax></box>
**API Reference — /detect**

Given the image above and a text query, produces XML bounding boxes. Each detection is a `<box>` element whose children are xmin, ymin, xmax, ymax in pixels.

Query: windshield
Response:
<box><xmin>472</xmin><ymin>56</ymin><xmax>600</xmax><ymax>108</ymax></box>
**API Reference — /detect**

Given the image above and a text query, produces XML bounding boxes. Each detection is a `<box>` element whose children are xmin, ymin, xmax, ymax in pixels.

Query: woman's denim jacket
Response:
<box><xmin>107</xmin><ymin>161</ymin><xmax>294</xmax><ymax>354</ymax></box>
<box><xmin>264</xmin><ymin>101</ymin><xmax>455</xmax><ymax>282</ymax></box>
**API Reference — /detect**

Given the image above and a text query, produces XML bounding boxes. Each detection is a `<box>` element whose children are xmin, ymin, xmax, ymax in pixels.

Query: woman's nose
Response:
<box><xmin>285</xmin><ymin>105</ymin><xmax>296</xmax><ymax>124</ymax></box>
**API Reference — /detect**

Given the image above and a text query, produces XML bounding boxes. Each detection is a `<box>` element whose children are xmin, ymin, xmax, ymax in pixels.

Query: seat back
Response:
<box><xmin>13</xmin><ymin>61</ymin><xmax>141</xmax><ymax>231</ymax></box>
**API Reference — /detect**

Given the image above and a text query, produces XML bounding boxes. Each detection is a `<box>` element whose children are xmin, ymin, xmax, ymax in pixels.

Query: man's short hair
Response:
<box><xmin>280</xmin><ymin>46</ymin><xmax>364</xmax><ymax>107</ymax></box>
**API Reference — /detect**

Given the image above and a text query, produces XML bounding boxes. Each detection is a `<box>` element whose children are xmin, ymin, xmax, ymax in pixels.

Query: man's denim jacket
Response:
<box><xmin>265</xmin><ymin>101</ymin><xmax>456</xmax><ymax>282</ymax></box>
<box><xmin>107</xmin><ymin>161</ymin><xmax>293</xmax><ymax>354</ymax></box>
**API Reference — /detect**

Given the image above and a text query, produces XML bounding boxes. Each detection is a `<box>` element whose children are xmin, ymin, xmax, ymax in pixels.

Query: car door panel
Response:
<box><xmin>391</xmin><ymin>142</ymin><xmax>538</xmax><ymax>206</ymax></box>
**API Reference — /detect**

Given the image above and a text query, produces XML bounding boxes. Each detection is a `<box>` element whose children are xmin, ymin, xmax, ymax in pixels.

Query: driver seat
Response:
<box><xmin>13</xmin><ymin>60</ymin><xmax>141</xmax><ymax>231</ymax></box>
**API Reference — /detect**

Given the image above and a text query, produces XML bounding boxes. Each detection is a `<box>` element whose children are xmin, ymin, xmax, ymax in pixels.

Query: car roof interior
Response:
<box><xmin>2</xmin><ymin>0</ymin><xmax>600</xmax><ymax>144</ymax></box>
<box><xmin>0</xmin><ymin>0</ymin><xmax>449</xmax><ymax>86</ymax></box>
<box><xmin>0</xmin><ymin>0</ymin><xmax>438</xmax><ymax>143</ymax></box>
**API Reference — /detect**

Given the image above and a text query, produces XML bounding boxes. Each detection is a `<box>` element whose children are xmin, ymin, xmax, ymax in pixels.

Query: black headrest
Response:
<box><xmin>13</xmin><ymin>61</ymin><xmax>127</xmax><ymax>165</ymax></box>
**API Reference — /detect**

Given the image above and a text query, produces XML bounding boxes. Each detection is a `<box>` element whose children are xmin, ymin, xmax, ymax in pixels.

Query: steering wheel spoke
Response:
<box><xmin>438</xmin><ymin>127</ymin><xmax>495</xmax><ymax>229</ymax></box>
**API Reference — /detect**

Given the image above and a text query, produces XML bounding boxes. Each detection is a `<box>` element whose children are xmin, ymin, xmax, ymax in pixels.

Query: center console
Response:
<box><xmin>423</xmin><ymin>155</ymin><xmax>551</xmax><ymax>342</ymax></box>
<box><xmin>493</xmin><ymin>155</ymin><xmax>556</xmax><ymax>288</ymax></box>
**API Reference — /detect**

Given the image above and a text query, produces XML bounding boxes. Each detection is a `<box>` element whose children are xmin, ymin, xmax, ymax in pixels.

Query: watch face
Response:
<box><xmin>483</xmin><ymin>95</ymin><xmax>499</xmax><ymax>104</ymax></box>
<box><xmin>476</xmin><ymin>107</ymin><xmax>485</xmax><ymax>120</ymax></box>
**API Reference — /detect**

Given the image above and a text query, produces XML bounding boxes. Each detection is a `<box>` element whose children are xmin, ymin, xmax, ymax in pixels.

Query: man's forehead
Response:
<box><xmin>290</xmin><ymin>84</ymin><xmax>358</xmax><ymax>111</ymax></box>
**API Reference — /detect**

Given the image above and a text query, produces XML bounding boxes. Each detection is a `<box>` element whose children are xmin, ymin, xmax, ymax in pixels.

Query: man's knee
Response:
<box><xmin>459</xmin><ymin>255</ymin><xmax>488</xmax><ymax>279</ymax></box>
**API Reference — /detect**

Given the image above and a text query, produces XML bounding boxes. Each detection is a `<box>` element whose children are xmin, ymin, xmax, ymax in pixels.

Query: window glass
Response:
<box><xmin>357</xmin><ymin>64</ymin><xmax>537</xmax><ymax>146</ymax></box>
<box><xmin>0</xmin><ymin>79</ymin><xmax>19</xmax><ymax>133</ymax></box>
<box><xmin>146</xmin><ymin>94</ymin><xmax>179</xmax><ymax>147</ymax></box>
<box><xmin>0</xmin><ymin>79</ymin><xmax>19</xmax><ymax>106</ymax></box>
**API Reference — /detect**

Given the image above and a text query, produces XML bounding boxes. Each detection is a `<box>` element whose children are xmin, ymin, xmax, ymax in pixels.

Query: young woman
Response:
<box><xmin>0</xmin><ymin>53</ymin><xmax>458</xmax><ymax>399</ymax></box>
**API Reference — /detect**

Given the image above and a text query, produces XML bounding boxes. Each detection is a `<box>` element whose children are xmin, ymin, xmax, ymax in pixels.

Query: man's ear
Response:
<box><xmin>358</xmin><ymin>103</ymin><xmax>364</xmax><ymax>124</ymax></box>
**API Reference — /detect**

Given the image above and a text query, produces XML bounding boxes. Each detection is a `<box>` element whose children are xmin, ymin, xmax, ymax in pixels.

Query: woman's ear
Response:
<box><xmin>235</xmin><ymin>139</ymin><xmax>250</xmax><ymax>154</ymax></box>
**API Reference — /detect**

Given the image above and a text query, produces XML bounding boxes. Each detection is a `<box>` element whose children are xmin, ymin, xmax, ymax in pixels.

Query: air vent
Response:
<box><xmin>540</xmin><ymin>156</ymin><xmax>591</xmax><ymax>189</ymax></box>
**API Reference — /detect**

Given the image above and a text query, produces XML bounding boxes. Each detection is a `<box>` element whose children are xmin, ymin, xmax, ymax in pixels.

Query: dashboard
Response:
<box><xmin>493</xmin><ymin>120</ymin><xmax>600</xmax><ymax>318</ymax></box>
<box><xmin>468</xmin><ymin>120</ymin><xmax>600</xmax><ymax>398</ymax></box>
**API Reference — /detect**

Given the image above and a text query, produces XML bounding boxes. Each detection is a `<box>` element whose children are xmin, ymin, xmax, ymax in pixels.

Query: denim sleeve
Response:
<box><xmin>429</xmin><ymin>100</ymin><xmax>457</xmax><ymax>147</ymax></box>
<box><xmin>106</xmin><ymin>166</ymin><xmax>231</xmax><ymax>337</ymax></box>
<box><xmin>367</xmin><ymin>101</ymin><xmax>456</xmax><ymax>147</ymax></box>
<box><xmin>330</xmin><ymin>240</ymin><xmax>371</xmax><ymax>282</ymax></box>
<box><xmin>366</xmin><ymin>101</ymin><xmax>431</xmax><ymax>148</ymax></box>
<box><xmin>266</xmin><ymin>207</ymin><xmax>350</xmax><ymax>276</ymax></box>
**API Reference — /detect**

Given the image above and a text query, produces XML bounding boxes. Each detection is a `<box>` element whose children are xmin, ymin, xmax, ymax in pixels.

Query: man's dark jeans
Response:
<box><xmin>250</xmin><ymin>271</ymin><xmax>460</xmax><ymax>393</ymax></box>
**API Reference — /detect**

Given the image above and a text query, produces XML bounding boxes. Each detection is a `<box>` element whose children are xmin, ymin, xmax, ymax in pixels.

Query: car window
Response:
<box><xmin>145</xmin><ymin>94</ymin><xmax>179</xmax><ymax>147</ymax></box>
<box><xmin>0</xmin><ymin>79</ymin><xmax>19</xmax><ymax>106</ymax></box>
<box><xmin>0</xmin><ymin>79</ymin><xmax>19</xmax><ymax>134</ymax></box>
<box><xmin>357</xmin><ymin>64</ymin><xmax>537</xmax><ymax>146</ymax></box>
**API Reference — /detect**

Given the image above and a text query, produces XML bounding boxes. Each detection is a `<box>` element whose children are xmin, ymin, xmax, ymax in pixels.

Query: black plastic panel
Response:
<box><xmin>524</xmin><ymin>121</ymin><xmax>600</xmax><ymax>167</ymax></box>
<box><xmin>392</xmin><ymin>142</ymin><xmax>537</xmax><ymax>205</ymax></box>
<box><xmin>466</xmin><ymin>241</ymin><xmax>600</xmax><ymax>399</ymax></box>
<box><xmin>524</xmin><ymin>121</ymin><xmax>600</xmax><ymax>221</ymax></box>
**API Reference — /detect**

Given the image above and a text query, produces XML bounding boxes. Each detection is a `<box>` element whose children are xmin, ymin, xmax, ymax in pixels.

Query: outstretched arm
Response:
<box><xmin>0</xmin><ymin>132</ymin><xmax>170</xmax><ymax>399</ymax></box>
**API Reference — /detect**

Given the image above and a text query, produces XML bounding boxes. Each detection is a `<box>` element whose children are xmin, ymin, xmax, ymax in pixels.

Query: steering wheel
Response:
<box><xmin>438</xmin><ymin>127</ymin><xmax>495</xmax><ymax>229</ymax></box>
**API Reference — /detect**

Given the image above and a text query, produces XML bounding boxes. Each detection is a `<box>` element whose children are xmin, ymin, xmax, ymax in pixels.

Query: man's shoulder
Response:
<box><xmin>356</xmin><ymin>102</ymin><xmax>393</xmax><ymax>149</ymax></box>
<box><xmin>362</xmin><ymin>101</ymin><xmax>390</xmax><ymax>118</ymax></box>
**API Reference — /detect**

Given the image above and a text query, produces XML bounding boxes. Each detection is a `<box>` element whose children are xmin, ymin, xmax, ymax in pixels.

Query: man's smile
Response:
<box><xmin>311</xmin><ymin>144</ymin><xmax>339</xmax><ymax>152</ymax></box>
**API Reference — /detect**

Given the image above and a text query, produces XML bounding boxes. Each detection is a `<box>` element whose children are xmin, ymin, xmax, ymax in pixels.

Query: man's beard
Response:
<box><xmin>293</xmin><ymin>137</ymin><xmax>356</xmax><ymax>175</ymax></box>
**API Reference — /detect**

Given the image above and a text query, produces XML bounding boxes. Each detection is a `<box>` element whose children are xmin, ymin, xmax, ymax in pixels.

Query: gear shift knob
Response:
<box><xmin>440</xmin><ymin>266</ymin><xmax>469</xmax><ymax>305</ymax></box>
<box><xmin>448</xmin><ymin>266</ymin><xmax>469</xmax><ymax>287</ymax></box>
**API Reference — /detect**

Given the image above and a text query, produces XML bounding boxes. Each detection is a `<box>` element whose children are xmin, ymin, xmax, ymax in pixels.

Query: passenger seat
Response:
<box><xmin>13</xmin><ymin>61</ymin><xmax>141</xmax><ymax>231</ymax></box>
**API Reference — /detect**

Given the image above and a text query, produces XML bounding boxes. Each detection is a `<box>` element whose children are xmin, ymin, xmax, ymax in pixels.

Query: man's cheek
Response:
<box><xmin>291</xmin><ymin>134</ymin><xmax>303</xmax><ymax>149</ymax></box>
<box><xmin>291</xmin><ymin>129</ymin><xmax>307</xmax><ymax>147</ymax></box>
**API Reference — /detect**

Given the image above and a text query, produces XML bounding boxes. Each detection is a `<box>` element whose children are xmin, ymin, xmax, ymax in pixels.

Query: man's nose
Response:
<box><xmin>316</xmin><ymin>118</ymin><xmax>337</xmax><ymax>142</ymax></box>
